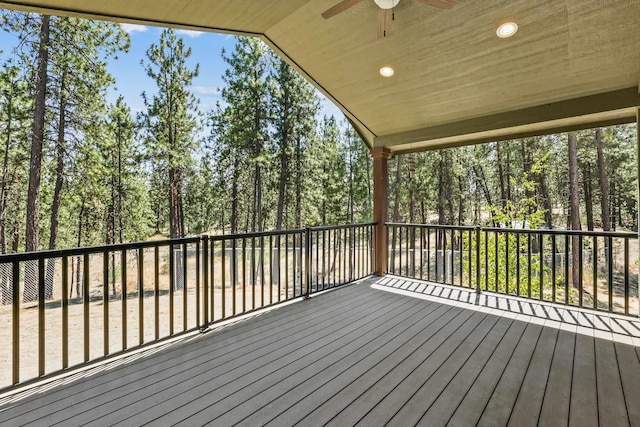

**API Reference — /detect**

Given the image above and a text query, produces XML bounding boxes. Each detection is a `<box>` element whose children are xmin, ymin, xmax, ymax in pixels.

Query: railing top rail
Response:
<box><xmin>207</xmin><ymin>223</ymin><xmax>377</xmax><ymax>241</ymax></box>
<box><xmin>0</xmin><ymin>236</ymin><xmax>201</xmax><ymax>263</ymax></box>
<box><xmin>207</xmin><ymin>228</ymin><xmax>305</xmax><ymax>241</ymax></box>
<box><xmin>387</xmin><ymin>222</ymin><xmax>637</xmax><ymax>239</ymax></box>
<box><xmin>481</xmin><ymin>227</ymin><xmax>638</xmax><ymax>238</ymax></box>
<box><xmin>309</xmin><ymin>222</ymin><xmax>376</xmax><ymax>231</ymax></box>
<box><xmin>386</xmin><ymin>222</ymin><xmax>475</xmax><ymax>231</ymax></box>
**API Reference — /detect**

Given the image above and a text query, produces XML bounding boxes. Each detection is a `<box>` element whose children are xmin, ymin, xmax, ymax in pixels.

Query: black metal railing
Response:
<box><xmin>387</xmin><ymin>223</ymin><xmax>639</xmax><ymax>317</ymax></box>
<box><xmin>0</xmin><ymin>223</ymin><xmax>375</xmax><ymax>391</ymax></box>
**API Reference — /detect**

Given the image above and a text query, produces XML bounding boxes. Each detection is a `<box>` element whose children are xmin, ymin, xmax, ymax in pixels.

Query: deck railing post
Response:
<box><xmin>203</xmin><ymin>235</ymin><xmax>209</xmax><ymax>326</ymax></box>
<box><xmin>475</xmin><ymin>225</ymin><xmax>481</xmax><ymax>294</ymax></box>
<box><xmin>305</xmin><ymin>227</ymin><xmax>312</xmax><ymax>299</ymax></box>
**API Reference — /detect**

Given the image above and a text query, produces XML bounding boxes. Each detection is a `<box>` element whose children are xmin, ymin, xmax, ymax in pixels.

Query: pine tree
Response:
<box><xmin>139</xmin><ymin>29</ymin><xmax>200</xmax><ymax>240</ymax></box>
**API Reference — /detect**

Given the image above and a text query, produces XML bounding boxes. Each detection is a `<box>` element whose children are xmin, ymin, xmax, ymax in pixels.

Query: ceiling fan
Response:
<box><xmin>321</xmin><ymin>0</ymin><xmax>456</xmax><ymax>38</ymax></box>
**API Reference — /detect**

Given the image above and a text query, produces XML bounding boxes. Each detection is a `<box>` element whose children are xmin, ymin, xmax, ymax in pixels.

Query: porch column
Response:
<box><xmin>371</xmin><ymin>147</ymin><xmax>391</xmax><ymax>276</ymax></box>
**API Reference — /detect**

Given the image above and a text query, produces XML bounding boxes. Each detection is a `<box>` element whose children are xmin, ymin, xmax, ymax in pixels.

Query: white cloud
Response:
<box><xmin>191</xmin><ymin>86</ymin><xmax>220</xmax><ymax>96</ymax></box>
<box><xmin>176</xmin><ymin>29</ymin><xmax>204</xmax><ymax>38</ymax></box>
<box><xmin>121</xmin><ymin>23</ymin><xmax>148</xmax><ymax>34</ymax></box>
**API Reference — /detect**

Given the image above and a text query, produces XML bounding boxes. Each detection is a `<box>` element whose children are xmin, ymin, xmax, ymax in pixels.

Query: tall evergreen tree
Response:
<box><xmin>139</xmin><ymin>29</ymin><xmax>200</xmax><ymax>239</ymax></box>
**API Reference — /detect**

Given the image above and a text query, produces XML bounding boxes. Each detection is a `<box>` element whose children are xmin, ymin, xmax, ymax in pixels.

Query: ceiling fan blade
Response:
<box><xmin>412</xmin><ymin>0</ymin><xmax>456</xmax><ymax>9</ymax></box>
<box><xmin>321</xmin><ymin>0</ymin><xmax>367</xmax><ymax>19</ymax></box>
<box><xmin>377</xmin><ymin>8</ymin><xmax>393</xmax><ymax>38</ymax></box>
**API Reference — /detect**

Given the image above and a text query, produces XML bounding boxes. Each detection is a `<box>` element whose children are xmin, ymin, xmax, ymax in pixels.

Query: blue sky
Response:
<box><xmin>0</xmin><ymin>20</ymin><xmax>343</xmax><ymax>125</ymax></box>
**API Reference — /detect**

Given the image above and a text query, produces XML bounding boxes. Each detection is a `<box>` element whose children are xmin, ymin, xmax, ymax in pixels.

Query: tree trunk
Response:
<box><xmin>582</xmin><ymin>166</ymin><xmax>594</xmax><ymax>231</ymax></box>
<box><xmin>536</xmin><ymin>169</ymin><xmax>553</xmax><ymax>228</ymax></box>
<box><xmin>520</xmin><ymin>140</ymin><xmax>535</xmax><ymax>213</ymax></box>
<box><xmin>595</xmin><ymin>128</ymin><xmax>611</xmax><ymax>231</ymax></box>
<box><xmin>568</xmin><ymin>132</ymin><xmax>582</xmax><ymax>288</ymax></box>
<box><xmin>0</xmin><ymin>93</ymin><xmax>13</xmax><ymax>254</ymax></box>
<box><xmin>24</xmin><ymin>15</ymin><xmax>50</xmax><ymax>302</ymax></box>
<box><xmin>496</xmin><ymin>143</ymin><xmax>507</xmax><ymax>209</ymax></box>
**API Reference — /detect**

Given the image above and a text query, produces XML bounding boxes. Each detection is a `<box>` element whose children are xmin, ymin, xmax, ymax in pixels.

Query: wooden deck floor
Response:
<box><xmin>1</xmin><ymin>276</ymin><xmax>639</xmax><ymax>426</ymax></box>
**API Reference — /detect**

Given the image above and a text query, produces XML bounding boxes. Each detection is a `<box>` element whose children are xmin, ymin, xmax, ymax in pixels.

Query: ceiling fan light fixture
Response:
<box><xmin>496</xmin><ymin>21</ymin><xmax>518</xmax><ymax>38</ymax></box>
<box><xmin>374</xmin><ymin>0</ymin><xmax>401</xmax><ymax>9</ymax></box>
<box><xmin>380</xmin><ymin>66</ymin><xmax>395</xmax><ymax>77</ymax></box>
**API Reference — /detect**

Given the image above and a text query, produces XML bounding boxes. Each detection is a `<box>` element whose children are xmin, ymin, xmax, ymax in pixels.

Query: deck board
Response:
<box><xmin>0</xmin><ymin>276</ymin><xmax>638</xmax><ymax>427</ymax></box>
<box><xmin>507</xmin><ymin>326</ymin><xmax>559</xmax><ymax>427</ymax></box>
<box><xmin>570</xmin><ymin>333</ymin><xmax>599</xmax><ymax>427</ymax></box>
<box><xmin>537</xmin><ymin>329</ymin><xmax>576</xmax><ymax>427</ymax></box>
<box><xmin>595</xmin><ymin>338</ymin><xmax>629</xmax><ymax>427</ymax></box>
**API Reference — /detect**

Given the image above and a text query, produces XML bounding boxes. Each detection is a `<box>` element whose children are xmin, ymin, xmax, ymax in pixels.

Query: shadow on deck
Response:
<box><xmin>1</xmin><ymin>276</ymin><xmax>639</xmax><ymax>426</ymax></box>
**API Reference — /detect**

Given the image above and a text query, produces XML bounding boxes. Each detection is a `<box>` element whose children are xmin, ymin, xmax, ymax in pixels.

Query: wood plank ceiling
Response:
<box><xmin>1</xmin><ymin>0</ymin><xmax>639</xmax><ymax>153</ymax></box>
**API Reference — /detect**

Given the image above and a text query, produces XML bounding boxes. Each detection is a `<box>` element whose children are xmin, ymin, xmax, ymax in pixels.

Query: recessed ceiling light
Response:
<box><xmin>496</xmin><ymin>22</ymin><xmax>518</xmax><ymax>38</ymax></box>
<box><xmin>380</xmin><ymin>66</ymin><xmax>395</xmax><ymax>77</ymax></box>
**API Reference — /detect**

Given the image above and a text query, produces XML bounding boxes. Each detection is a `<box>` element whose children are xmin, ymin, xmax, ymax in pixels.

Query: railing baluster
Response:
<box><xmin>539</xmin><ymin>233</ymin><xmax>544</xmax><ymax>301</ymax></box>
<box><xmin>505</xmin><ymin>232</ymin><xmax>510</xmax><ymax>294</ymax></box>
<box><xmin>495</xmin><ymin>232</ymin><xmax>499</xmax><ymax>292</ymax></box>
<box><xmin>195</xmin><ymin>241</ymin><xmax>200</xmax><ymax>328</ymax></box>
<box><xmin>468</xmin><ymin>229</ymin><xmax>472</xmax><ymax>288</ymax></box>
<box><xmin>484</xmin><ymin>230</ymin><xmax>488</xmax><ymax>291</ymax></box>
<box><xmin>624</xmin><ymin>237</ymin><xmax>629</xmax><ymax>315</ymax></box>
<box><xmin>420</xmin><ymin>227</ymin><xmax>424</xmax><ymax>281</ymax></box>
<box><xmin>121</xmin><ymin>249</ymin><xmax>127</xmax><ymax>350</ymax></box>
<box><xmin>103</xmin><ymin>252</ymin><xmax>109</xmax><ymax>356</ymax></box>
<box><xmin>427</xmin><ymin>227</ymin><xmax>431</xmax><ymax>281</ymax></box>
<box><xmin>12</xmin><ymin>261</ymin><xmax>19</xmax><ymax>385</ymax></box>
<box><xmin>38</xmin><ymin>258</ymin><xmax>45</xmax><ymax>376</ymax></box>
<box><xmin>212</xmin><ymin>237</ymin><xmax>218</xmax><ymax>324</ymax></box>
<box><xmin>138</xmin><ymin>248</ymin><xmax>144</xmax><ymax>346</ymax></box>
<box><xmin>251</xmin><ymin>237</ymin><xmax>256</xmax><ymax>308</ymax></box>
<box><xmin>231</xmin><ymin>238</ymin><xmax>236</xmax><ymax>316</ymax></box>
<box><xmin>608</xmin><ymin>236</ymin><xmax>613</xmax><ymax>312</ymax></box>
<box><xmin>222</xmin><ymin>239</ymin><xmax>227</xmax><ymax>318</ymax></box>
<box><xmin>261</xmin><ymin>236</ymin><xmax>265</xmax><ymax>307</ymax></box>
<box><xmin>242</xmin><ymin>238</ymin><xmax>246</xmax><ymax>312</ymax></box>
<box><xmin>285</xmin><ymin>234</ymin><xmax>289</xmax><ymax>299</ymax></box>
<box><xmin>154</xmin><ymin>246</ymin><xmax>159</xmax><ymax>340</ymax></box>
<box><xmin>83</xmin><ymin>253</ymin><xmax>90</xmax><ymax>362</ymax></box>
<box><xmin>268</xmin><ymin>235</ymin><xmax>273</xmax><ymax>304</ymax></box>
<box><xmin>593</xmin><ymin>236</ymin><xmax>598</xmax><ymax>310</ymax></box>
<box><xmin>62</xmin><ymin>256</ymin><xmax>69</xmax><ymax>369</ymax></box>
<box><xmin>578</xmin><ymin>235</ymin><xmax>583</xmax><ymax>307</ymax></box>
<box><xmin>551</xmin><ymin>234</ymin><xmax>556</xmax><ymax>303</ymax></box>
<box><xmin>203</xmin><ymin>237</ymin><xmax>208</xmax><ymax>326</ymax></box>
<box><xmin>516</xmin><ymin>233</ymin><xmax>521</xmax><ymax>297</ymax></box>
<box><xmin>181</xmin><ymin>243</ymin><xmax>187</xmax><ymax>329</ymax></box>
<box><xmin>527</xmin><ymin>234</ymin><xmax>531</xmax><ymax>298</ymax></box>
<box><xmin>169</xmin><ymin>245</ymin><xmax>174</xmax><ymax>336</ymax></box>
<box><xmin>564</xmin><ymin>235</ymin><xmax>569</xmax><ymax>305</ymax></box>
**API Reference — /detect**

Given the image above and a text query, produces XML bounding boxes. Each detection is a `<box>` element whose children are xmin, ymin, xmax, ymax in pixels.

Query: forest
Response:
<box><xmin>0</xmin><ymin>12</ymin><xmax>637</xmax><ymax>257</ymax></box>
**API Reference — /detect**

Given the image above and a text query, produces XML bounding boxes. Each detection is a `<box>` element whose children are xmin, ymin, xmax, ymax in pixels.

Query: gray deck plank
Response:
<box><xmin>265</xmin><ymin>306</ymin><xmax>476</xmax><ymax>427</ymax></box>
<box><xmin>343</xmin><ymin>311</ymin><xmax>490</xmax><ymax>427</ymax></box>
<box><xmin>0</xmin><ymin>277</ymin><xmax>638</xmax><ymax>427</ymax></box>
<box><xmin>595</xmin><ymin>338</ymin><xmax>629</xmax><ymax>427</ymax></box>
<box><xmin>446</xmin><ymin>320</ymin><xmax>528</xmax><ymax>427</ymax></box>
<box><xmin>150</xmin><ymin>294</ymin><xmax>436</xmax><ymax>425</ymax></box>
<box><xmin>2</xmin><ymin>281</ymin><xmax>364</xmax><ymax>423</ymax></box>
<box><xmin>476</xmin><ymin>323</ymin><xmax>543</xmax><ymax>427</ymax></box>
<box><xmin>415</xmin><ymin>318</ymin><xmax>518</xmax><ymax>426</ymax></box>
<box><xmin>569</xmin><ymin>333</ymin><xmax>598</xmax><ymax>427</ymax></box>
<box><xmin>386</xmin><ymin>315</ymin><xmax>507</xmax><ymax>426</ymax></box>
<box><xmin>507</xmin><ymin>326</ymin><xmax>559</xmax><ymax>427</ymax></box>
<box><xmin>11</xmin><ymin>283</ymin><xmax>378</xmax><ymax>426</ymax></box>
<box><xmin>407</xmin><ymin>317</ymin><xmax>514</xmax><ymax>427</ymax></box>
<box><xmin>202</xmin><ymin>302</ymin><xmax>453</xmax><ymax>427</ymax></box>
<box><xmin>80</xmin><ymin>288</ymin><xmax>399</xmax><ymax>426</ymax></box>
<box><xmin>537</xmin><ymin>329</ymin><xmax>576</xmax><ymax>427</ymax></box>
<box><xmin>616</xmin><ymin>342</ymin><xmax>640</xmax><ymax>427</ymax></box>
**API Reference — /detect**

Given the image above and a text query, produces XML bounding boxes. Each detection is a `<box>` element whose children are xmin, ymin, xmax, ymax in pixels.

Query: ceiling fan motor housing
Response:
<box><xmin>374</xmin><ymin>0</ymin><xmax>400</xmax><ymax>9</ymax></box>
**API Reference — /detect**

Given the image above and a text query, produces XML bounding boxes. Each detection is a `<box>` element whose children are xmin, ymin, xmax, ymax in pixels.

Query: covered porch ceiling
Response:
<box><xmin>1</xmin><ymin>0</ymin><xmax>639</xmax><ymax>154</ymax></box>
